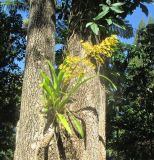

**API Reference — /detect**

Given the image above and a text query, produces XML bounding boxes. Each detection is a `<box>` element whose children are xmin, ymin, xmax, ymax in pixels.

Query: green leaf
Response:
<box><xmin>106</xmin><ymin>0</ymin><xmax>111</xmax><ymax>5</ymax></box>
<box><xmin>39</xmin><ymin>70</ymin><xmax>51</xmax><ymax>85</ymax></box>
<box><xmin>54</xmin><ymin>0</ymin><xmax>57</xmax><ymax>5</ymax></box>
<box><xmin>39</xmin><ymin>70</ymin><xmax>56</xmax><ymax>105</ymax></box>
<box><xmin>47</xmin><ymin>60</ymin><xmax>58</xmax><ymax>90</ymax></box>
<box><xmin>56</xmin><ymin>113</ymin><xmax>72</xmax><ymax>135</ymax></box>
<box><xmin>0</xmin><ymin>0</ymin><xmax>10</xmax><ymax>5</ymax></box>
<box><xmin>110</xmin><ymin>6</ymin><xmax>124</xmax><ymax>13</ymax></box>
<box><xmin>41</xmin><ymin>81</ymin><xmax>55</xmax><ymax>104</ymax></box>
<box><xmin>39</xmin><ymin>70</ymin><xmax>56</xmax><ymax>94</ymax></box>
<box><xmin>94</xmin><ymin>6</ymin><xmax>109</xmax><ymax>20</ymax></box>
<box><xmin>57</xmin><ymin>70</ymin><xmax>64</xmax><ymax>87</ymax></box>
<box><xmin>0</xmin><ymin>0</ymin><xmax>27</xmax><ymax>11</ymax></box>
<box><xmin>54</xmin><ymin>97</ymin><xmax>61</xmax><ymax>109</ymax></box>
<box><xmin>140</xmin><ymin>3</ymin><xmax>148</xmax><ymax>16</ymax></box>
<box><xmin>99</xmin><ymin>75</ymin><xmax>117</xmax><ymax>90</ymax></box>
<box><xmin>69</xmin><ymin>112</ymin><xmax>84</xmax><ymax>138</ymax></box>
<box><xmin>86</xmin><ymin>22</ymin><xmax>93</xmax><ymax>28</ymax></box>
<box><xmin>112</xmin><ymin>22</ymin><xmax>126</xmax><ymax>30</ymax></box>
<box><xmin>111</xmin><ymin>2</ymin><xmax>125</xmax><ymax>7</ymax></box>
<box><xmin>41</xmin><ymin>108</ymin><xmax>48</xmax><ymax>113</ymax></box>
<box><xmin>59</xmin><ymin>76</ymin><xmax>95</xmax><ymax>109</ymax></box>
<box><xmin>56</xmin><ymin>70</ymin><xmax>65</xmax><ymax>98</ymax></box>
<box><xmin>90</xmin><ymin>23</ymin><xmax>99</xmax><ymax>35</ymax></box>
<box><xmin>106</xmin><ymin>18</ymin><xmax>113</xmax><ymax>25</ymax></box>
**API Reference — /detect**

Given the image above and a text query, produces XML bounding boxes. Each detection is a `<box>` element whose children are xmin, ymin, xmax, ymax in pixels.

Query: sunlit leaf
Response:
<box><xmin>59</xmin><ymin>76</ymin><xmax>95</xmax><ymax>109</ymax></box>
<box><xmin>57</xmin><ymin>70</ymin><xmax>64</xmax><ymax>88</ymax></box>
<box><xmin>111</xmin><ymin>2</ymin><xmax>125</xmax><ymax>7</ymax></box>
<box><xmin>110</xmin><ymin>6</ymin><xmax>124</xmax><ymax>13</ymax></box>
<box><xmin>39</xmin><ymin>70</ymin><xmax>51</xmax><ymax>85</ymax></box>
<box><xmin>86</xmin><ymin>22</ymin><xmax>93</xmax><ymax>28</ymax></box>
<box><xmin>100</xmin><ymin>75</ymin><xmax>117</xmax><ymax>90</ymax></box>
<box><xmin>90</xmin><ymin>23</ymin><xmax>99</xmax><ymax>35</ymax></box>
<box><xmin>47</xmin><ymin>60</ymin><xmax>58</xmax><ymax>90</ymax></box>
<box><xmin>56</xmin><ymin>113</ymin><xmax>72</xmax><ymax>134</ymax></box>
<box><xmin>112</xmin><ymin>22</ymin><xmax>126</xmax><ymax>30</ymax></box>
<box><xmin>69</xmin><ymin>112</ymin><xmax>84</xmax><ymax>138</ymax></box>
<box><xmin>94</xmin><ymin>6</ymin><xmax>109</xmax><ymax>20</ymax></box>
<box><xmin>106</xmin><ymin>18</ymin><xmax>113</xmax><ymax>25</ymax></box>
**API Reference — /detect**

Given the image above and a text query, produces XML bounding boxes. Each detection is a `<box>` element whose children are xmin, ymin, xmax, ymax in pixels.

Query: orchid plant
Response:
<box><xmin>40</xmin><ymin>35</ymin><xmax>118</xmax><ymax>138</ymax></box>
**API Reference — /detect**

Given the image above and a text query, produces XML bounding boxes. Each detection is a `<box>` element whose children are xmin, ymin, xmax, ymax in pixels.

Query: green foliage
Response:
<box><xmin>40</xmin><ymin>60</ymin><xmax>117</xmax><ymax>139</ymax></box>
<box><xmin>68</xmin><ymin>111</ymin><xmax>84</xmax><ymax>138</ymax></box>
<box><xmin>56</xmin><ymin>113</ymin><xmax>72</xmax><ymax>135</ymax></box>
<box><xmin>86</xmin><ymin>22</ymin><xmax>100</xmax><ymax>35</ymax></box>
<box><xmin>106</xmin><ymin>23</ymin><xmax>154</xmax><ymax>160</ymax></box>
<box><xmin>40</xmin><ymin>61</ymin><xmax>86</xmax><ymax>138</ymax></box>
<box><xmin>0</xmin><ymin>0</ymin><xmax>28</xmax><ymax>11</ymax></box>
<box><xmin>100</xmin><ymin>75</ymin><xmax>117</xmax><ymax>90</ymax></box>
<box><xmin>148</xmin><ymin>15</ymin><xmax>154</xmax><ymax>24</ymax></box>
<box><xmin>134</xmin><ymin>18</ymin><xmax>146</xmax><ymax>44</ymax></box>
<box><xmin>0</xmin><ymin>6</ymin><xmax>26</xmax><ymax>159</ymax></box>
<box><xmin>56</xmin><ymin>0</ymin><xmax>154</xmax><ymax>39</ymax></box>
<box><xmin>23</xmin><ymin>18</ymin><xmax>29</xmax><ymax>28</ymax></box>
<box><xmin>86</xmin><ymin>2</ymin><xmax>126</xmax><ymax>35</ymax></box>
<box><xmin>94</xmin><ymin>4</ymin><xmax>110</xmax><ymax>20</ymax></box>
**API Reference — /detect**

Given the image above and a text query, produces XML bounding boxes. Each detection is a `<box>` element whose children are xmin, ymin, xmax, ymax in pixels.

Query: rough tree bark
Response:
<box><xmin>14</xmin><ymin>0</ymin><xmax>60</xmax><ymax>159</ymax></box>
<box><xmin>56</xmin><ymin>0</ymin><xmax>106</xmax><ymax>158</ymax></box>
<box><xmin>61</xmin><ymin>33</ymin><xmax>106</xmax><ymax>160</ymax></box>
<box><xmin>14</xmin><ymin>0</ymin><xmax>106</xmax><ymax>159</ymax></box>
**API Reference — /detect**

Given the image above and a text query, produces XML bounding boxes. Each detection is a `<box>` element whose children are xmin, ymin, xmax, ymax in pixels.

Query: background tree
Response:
<box><xmin>106</xmin><ymin>19</ymin><xmax>154</xmax><ymax>160</ymax></box>
<box><xmin>0</xmin><ymin>6</ymin><xmax>26</xmax><ymax>159</ymax></box>
<box><xmin>13</xmin><ymin>0</ymin><xmax>58</xmax><ymax>159</ymax></box>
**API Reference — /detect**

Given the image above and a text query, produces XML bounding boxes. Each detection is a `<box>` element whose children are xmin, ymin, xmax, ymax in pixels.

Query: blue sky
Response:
<box><xmin>17</xmin><ymin>3</ymin><xmax>154</xmax><ymax>69</ymax></box>
<box><xmin>20</xmin><ymin>3</ymin><xmax>154</xmax><ymax>44</ymax></box>
<box><xmin>127</xmin><ymin>3</ymin><xmax>154</xmax><ymax>29</ymax></box>
<box><xmin>121</xmin><ymin>3</ymin><xmax>154</xmax><ymax>43</ymax></box>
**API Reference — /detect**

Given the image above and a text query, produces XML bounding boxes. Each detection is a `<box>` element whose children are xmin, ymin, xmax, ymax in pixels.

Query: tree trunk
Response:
<box><xmin>14</xmin><ymin>0</ymin><xmax>106</xmax><ymax>159</ymax></box>
<box><xmin>62</xmin><ymin>34</ymin><xmax>106</xmax><ymax>160</ymax></box>
<box><xmin>14</xmin><ymin>0</ymin><xmax>60</xmax><ymax>159</ymax></box>
<box><xmin>57</xmin><ymin>0</ymin><xmax>106</xmax><ymax>158</ymax></box>
<box><xmin>61</xmin><ymin>27</ymin><xmax>107</xmax><ymax>160</ymax></box>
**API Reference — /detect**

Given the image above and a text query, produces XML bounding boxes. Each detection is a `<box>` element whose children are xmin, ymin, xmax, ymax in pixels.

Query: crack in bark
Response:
<box><xmin>35</xmin><ymin>125</ymin><xmax>54</xmax><ymax>160</ymax></box>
